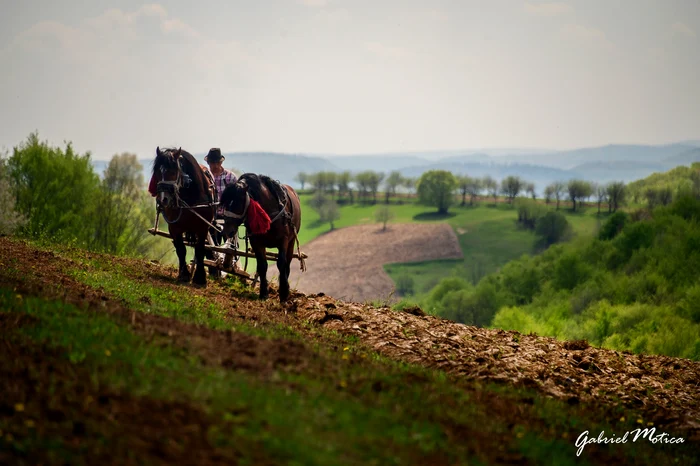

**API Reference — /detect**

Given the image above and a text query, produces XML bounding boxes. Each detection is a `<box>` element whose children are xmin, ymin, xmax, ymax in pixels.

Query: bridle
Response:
<box><xmin>223</xmin><ymin>191</ymin><xmax>250</xmax><ymax>223</ymax></box>
<box><xmin>154</xmin><ymin>153</ymin><xmax>220</xmax><ymax>232</ymax></box>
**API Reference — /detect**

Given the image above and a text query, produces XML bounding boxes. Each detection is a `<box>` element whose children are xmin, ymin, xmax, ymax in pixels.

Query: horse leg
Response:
<box><xmin>254</xmin><ymin>246</ymin><xmax>269</xmax><ymax>300</ymax></box>
<box><xmin>173</xmin><ymin>235</ymin><xmax>190</xmax><ymax>282</ymax></box>
<box><xmin>276</xmin><ymin>248</ymin><xmax>289</xmax><ymax>302</ymax></box>
<box><xmin>192</xmin><ymin>233</ymin><xmax>207</xmax><ymax>286</ymax></box>
<box><xmin>285</xmin><ymin>239</ymin><xmax>295</xmax><ymax>281</ymax></box>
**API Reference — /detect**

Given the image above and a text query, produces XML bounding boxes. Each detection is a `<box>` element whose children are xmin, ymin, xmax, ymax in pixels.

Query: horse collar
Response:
<box><xmin>223</xmin><ymin>192</ymin><xmax>250</xmax><ymax>220</ymax></box>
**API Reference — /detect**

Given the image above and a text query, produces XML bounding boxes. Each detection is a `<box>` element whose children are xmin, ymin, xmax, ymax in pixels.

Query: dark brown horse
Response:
<box><xmin>220</xmin><ymin>173</ymin><xmax>304</xmax><ymax>302</ymax></box>
<box><xmin>149</xmin><ymin>147</ymin><xmax>215</xmax><ymax>286</ymax></box>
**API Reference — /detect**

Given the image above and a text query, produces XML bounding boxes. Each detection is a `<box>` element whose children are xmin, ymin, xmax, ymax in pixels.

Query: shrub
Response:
<box><xmin>395</xmin><ymin>274</ymin><xmax>415</xmax><ymax>296</ymax></box>
<box><xmin>598</xmin><ymin>211</ymin><xmax>629</xmax><ymax>240</ymax></box>
<box><xmin>535</xmin><ymin>211</ymin><xmax>571</xmax><ymax>247</ymax></box>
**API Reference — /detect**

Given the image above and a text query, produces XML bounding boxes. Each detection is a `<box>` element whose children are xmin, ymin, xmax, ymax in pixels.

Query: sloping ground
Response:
<box><xmin>1</xmin><ymin>236</ymin><xmax>699</xmax><ymax>464</ymax></box>
<box><xmin>289</xmin><ymin>223</ymin><xmax>463</xmax><ymax>302</ymax></box>
<box><xmin>293</xmin><ymin>295</ymin><xmax>700</xmax><ymax>435</ymax></box>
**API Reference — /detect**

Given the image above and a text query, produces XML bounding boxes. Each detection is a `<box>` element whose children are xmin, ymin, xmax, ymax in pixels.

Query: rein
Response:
<box><xmin>156</xmin><ymin>157</ymin><xmax>221</xmax><ymax>232</ymax></box>
<box><xmin>222</xmin><ymin>188</ymin><xmax>288</xmax><ymax>227</ymax></box>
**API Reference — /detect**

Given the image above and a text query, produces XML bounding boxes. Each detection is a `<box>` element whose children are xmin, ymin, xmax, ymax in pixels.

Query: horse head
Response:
<box><xmin>220</xmin><ymin>178</ymin><xmax>250</xmax><ymax>236</ymax></box>
<box><xmin>152</xmin><ymin>146</ymin><xmax>184</xmax><ymax>208</ymax></box>
<box><xmin>151</xmin><ymin>146</ymin><xmax>209</xmax><ymax>208</ymax></box>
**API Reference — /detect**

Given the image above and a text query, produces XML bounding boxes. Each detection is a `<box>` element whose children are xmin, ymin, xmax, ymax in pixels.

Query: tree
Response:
<box><xmin>525</xmin><ymin>182</ymin><xmax>536</xmax><ymax>200</ymax></box>
<box><xmin>644</xmin><ymin>187</ymin><xmax>660</xmax><ymax>210</ymax></box>
<box><xmin>367</xmin><ymin>171</ymin><xmax>384</xmax><ymax>204</ymax></box>
<box><xmin>295</xmin><ymin>172</ymin><xmax>308</xmax><ymax>191</ymax></box>
<box><xmin>354</xmin><ymin>171</ymin><xmax>376</xmax><ymax>203</ymax></box>
<box><xmin>535</xmin><ymin>211</ymin><xmax>571</xmax><ymax>247</ymax></box>
<box><xmin>375</xmin><ymin>205</ymin><xmax>395</xmax><ymax>231</ymax></box>
<box><xmin>402</xmin><ymin>177</ymin><xmax>416</xmax><ymax>198</ymax></box>
<box><xmin>547</xmin><ymin>181</ymin><xmax>566</xmax><ymax>210</ymax></box>
<box><xmin>0</xmin><ymin>155</ymin><xmax>27</xmax><ymax>235</ymax></box>
<box><xmin>92</xmin><ymin>153</ymin><xmax>151</xmax><ymax>255</ymax></box>
<box><xmin>606</xmin><ymin>181</ymin><xmax>626</xmax><ymax>213</ymax></box>
<box><xmin>466</xmin><ymin>177</ymin><xmax>483</xmax><ymax>206</ymax></box>
<box><xmin>318</xmin><ymin>199</ymin><xmax>340</xmax><ymax>231</ymax></box>
<box><xmin>500</xmin><ymin>176</ymin><xmax>523</xmax><ymax>204</ymax></box>
<box><xmin>336</xmin><ymin>171</ymin><xmax>353</xmax><ymax>203</ymax></box>
<box><xmin>659</xmin><ymin>186</ymin><xmax>673</xmax><ymax>206</ymax></box>
<box><xmin>7</xmin><ymin>132</ymin><xmax>100</xmax><ymax>244</ymax></box>
<box><xmin>543</xmin><ymin>185</ymin><xmax>554</xmax><ymax>205</ymax></box>
<box><xmin>483</xmin><ymin>176</ymin><xmax>498</xmax><ymax>205</ymax></box>
<box><xmin>594</xmin><ymin>183</ymin><xmax>608</xmax><ymax>214</ymax></box>
<box><xmin>457</xmin><ymin>175</ymin><xmax>470</xmax><ymax>206</ymax></box>
<box><xmin>417</xmin><ymin>170</ymin><xmax>458</xmax><ymax>214</ymax></box>
<box><xmin>384</xmin><ymin>171</ymin><xmax>403</xmax><ymax>204</ymax></box>
<box><xmin>311</xmin><ymin>192</ymin><xmax>340</xmax><ymax>230</ymax></box>
<box><xmin>567</xmin><ymin>179</ymin><xmax>593</xmax><ymax>212</ymax></box>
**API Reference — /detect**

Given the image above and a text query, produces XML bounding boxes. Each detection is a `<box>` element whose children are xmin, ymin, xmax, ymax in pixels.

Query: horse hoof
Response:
<box><xmin>193</xmin><ymin>273</ymin><xmax>207</xmax><ymax>286</ymax></box>
<box><xmin>177</xmin><ymin>274</ymin><xmax>190</xmax><ymax>283</ymax></box>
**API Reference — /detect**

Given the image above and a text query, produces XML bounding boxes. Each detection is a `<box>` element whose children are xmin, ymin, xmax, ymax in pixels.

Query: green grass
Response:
<box><xmin>384</xmin><ymin>202</ymin><xmax>606</xmax><ymax>300</ymax></box>
<box><xmin>3</xmin><ymin>285</ymin><xmax>697</xmax><ymax>465</ymax></box>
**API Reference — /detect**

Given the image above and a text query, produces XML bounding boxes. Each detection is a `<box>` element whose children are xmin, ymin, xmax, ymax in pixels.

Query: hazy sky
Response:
<box><xmin>1</xmin><ymin>1</ymin><xmax>699</xmax><ymax>160</ymax></box>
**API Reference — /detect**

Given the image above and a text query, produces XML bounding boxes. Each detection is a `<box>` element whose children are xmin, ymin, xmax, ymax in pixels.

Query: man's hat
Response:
<box><xmin>205</xmin><ymin>148</ymin><xmax>224</xmax><ymax>162</ymax></box>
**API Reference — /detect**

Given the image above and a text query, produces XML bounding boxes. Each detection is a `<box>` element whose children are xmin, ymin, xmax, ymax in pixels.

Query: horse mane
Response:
<box><xmin>238</xmin><ymin>173</ymin><xmax>287</xmax><ymax>207</ymax></box>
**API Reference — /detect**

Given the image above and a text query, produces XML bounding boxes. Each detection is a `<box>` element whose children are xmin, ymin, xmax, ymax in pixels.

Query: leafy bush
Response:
<box><xmin>535</xmin><ymin>211</ymin><xmax>571</xmax><ymax>247</ymax></box>
<box><xmin>598</xmin><ymin>211</ymin><xmax>628</xmax><ymax>240</ymax></box>
<box><xmin>7</xmin><ymin>132</ymin><xmax>100</xmax><ymax>244</ymax></box>
<box><xmin>395</xmin><ymin>274</ymin><xmax>415</xmax><ymax>296</ymax></box>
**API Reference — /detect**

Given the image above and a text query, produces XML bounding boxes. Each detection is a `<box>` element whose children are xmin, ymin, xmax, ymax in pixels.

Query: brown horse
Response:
<box><xmin>149</xmin><ymin>147</ymin><xmax>215</xmax><ymax>286</ymax></box>
<box><xmin>220</xmin><ymin>173</ymin><xmax>303</xmax><ymax>302</ymax></box>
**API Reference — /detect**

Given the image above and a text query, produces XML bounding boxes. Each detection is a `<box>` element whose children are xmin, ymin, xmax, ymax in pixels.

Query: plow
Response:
<box><xmin>147</xmin><ymin>219</ymin><xmax>308</xmax><ymax>284</ymax></box>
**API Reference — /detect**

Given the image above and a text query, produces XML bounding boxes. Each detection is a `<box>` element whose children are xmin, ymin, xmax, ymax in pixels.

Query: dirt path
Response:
<box><xmin>289</xmin><ymin>223</ymin><xmax>463</xmax><ymax>302</ymax></box>
<box><xmin>1</xmin><ymin>237</ymin><xmax>699</xmax><ymax>444</ymax></box>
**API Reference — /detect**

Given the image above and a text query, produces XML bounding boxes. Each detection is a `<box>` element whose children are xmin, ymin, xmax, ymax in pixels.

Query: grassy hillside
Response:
<box><xmin>436</xmin><ymin>193</ymin><xmax>700</xmax><ymax>361</ymax></box>
<box><xmin>382</xmin><ymin>201</ymin><xmax>603</xmax><ymax>300</ymax></box>
<box><xmin>1</xmin><ymin>236</ymin><xmax>698</xmax><ymax>465</ymax></box>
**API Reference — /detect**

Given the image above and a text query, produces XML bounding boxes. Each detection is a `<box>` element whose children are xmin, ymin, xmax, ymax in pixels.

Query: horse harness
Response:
<box><xmin>156</xmin><ymin>157</ymin><xmax>221</xmax><ymax>232</ymax></box>
<box><xmin>222</xmin><ymin>184</ymin><xmax>292</xmax><ymax>232</ymax></box>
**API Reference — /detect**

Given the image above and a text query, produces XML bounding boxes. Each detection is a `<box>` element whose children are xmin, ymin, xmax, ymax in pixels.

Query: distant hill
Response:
<box><xmin>326</xmin><ymin>155</ymin><xmax>432</xmax><ymax>173</ymax></box>
<box><xmin>87</xmin><ymin>141</ymin><xmax>700</xmax><ymax>192</ymax></box>
<box><xmin>664</xmin><ymin>147</ymin><xmax>700</xmax><ymax>167</ymax></box>
<box><xmin>493</xmin><ymin>144</ymin><xmax>699</xmax><ymax>170</ymax></box>
<box><xmin>569</xmin><ymin>161</ymin><xmax>668</xmax><ymax>184</ymax></box>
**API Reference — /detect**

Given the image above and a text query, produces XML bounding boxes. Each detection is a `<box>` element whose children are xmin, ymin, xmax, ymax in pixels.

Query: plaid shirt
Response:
<box><xmin>213</xmin><ymin>168</ymin><xmax>237</xmax><ymax>217</ymax></box>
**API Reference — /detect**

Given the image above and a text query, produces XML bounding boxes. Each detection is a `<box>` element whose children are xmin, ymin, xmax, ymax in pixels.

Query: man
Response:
<box><xmin>205</xmin><ymin>148</ymin><xmax>237</xmax><ymax>246</ymax></box>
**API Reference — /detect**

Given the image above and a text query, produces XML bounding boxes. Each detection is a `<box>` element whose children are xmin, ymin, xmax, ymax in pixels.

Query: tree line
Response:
<box><xmin>0</xmin><ymin>132</ymin><xmax>164</xmax><ymax>259</ymax></box>
<box><xmin>296</xmin><ymin>169</ymin><xmax>637</xmax><ymax>212</ymax></box>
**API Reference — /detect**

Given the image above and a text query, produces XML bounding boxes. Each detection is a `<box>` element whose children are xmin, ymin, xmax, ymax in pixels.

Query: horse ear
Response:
<box><xmin>156</xmin><ymin>146</ymin><xmax>162</xmax><ymax>156</ymax></box>
<box><xmin>174</xmin><ymin>147</ymin><xmax>182</xmax><ymax>159</ymax></box>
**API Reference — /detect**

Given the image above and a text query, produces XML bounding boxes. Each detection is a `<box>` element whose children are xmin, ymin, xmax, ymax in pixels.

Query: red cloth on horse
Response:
<box><xmin>148</xmin><ymin>174</ymin><xmax>157</xmax><ymax>197</ymax></box>
<box><xmin>247</xmin><ymin>199</ymin><xmax>271</xmax><ymax>235</ymax></box>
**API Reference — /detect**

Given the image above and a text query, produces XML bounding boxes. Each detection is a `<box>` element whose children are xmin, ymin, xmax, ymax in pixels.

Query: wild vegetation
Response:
<box><xmin>1</xmin><ymin>132</ymin><xmax>172</xmax><ymax>260</ymax></box>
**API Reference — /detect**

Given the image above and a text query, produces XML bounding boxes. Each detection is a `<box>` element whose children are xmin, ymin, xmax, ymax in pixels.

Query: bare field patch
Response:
<box><xmin>289</xmin><ymin>223</ymin><xmax>463</xmax><ymax>302</ymax></box>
